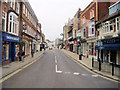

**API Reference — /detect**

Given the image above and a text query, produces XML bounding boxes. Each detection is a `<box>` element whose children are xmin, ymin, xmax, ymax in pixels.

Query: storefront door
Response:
<box><xmin>10</xmin><ymin>43</ymin><xmax>15</xmax><ymax>62</ymax></box>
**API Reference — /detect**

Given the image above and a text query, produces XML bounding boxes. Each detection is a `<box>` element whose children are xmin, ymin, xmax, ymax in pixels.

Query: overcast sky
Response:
<box><xmin>28</xmin><ymin>0</ymin><xmax>93</xmax><ymax>41</ymax></box>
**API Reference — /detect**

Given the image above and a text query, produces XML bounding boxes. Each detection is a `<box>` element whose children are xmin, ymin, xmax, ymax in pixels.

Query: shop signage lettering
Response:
<box><xmin>103</xmin><ymin>38</ymin><xmax>120</xmax><ymax>45</ymax></box>
<box><xmin>2</xmin><ymin>32</ymin><xmax>21</xmax><ymax>42</ymax></box>
<box><xmin>6</xmin><ymin>36</ymin><xmax>19</xmax><ymax>41</ymax></box>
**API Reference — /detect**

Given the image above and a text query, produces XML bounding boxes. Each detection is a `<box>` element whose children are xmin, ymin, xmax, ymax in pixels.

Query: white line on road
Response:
<box><xmin>92</xmin><ymin>75</ymin><xmax>99</xmax><ymax>78</ymax></box>
<box><xmin>55</xmin><ymin>65</ymin><xmax>62</xmax><ymax>74</ymax></box>
<box><xmin>55</xmin><ymin>56</ymin><xmax>57</xmax><ymax>63</ymax></box>
<box><xmin>65</xmin><ymin>72</ymin><xmax>71</xmax><ymax>74</ymax></box>
<box><xmin>81</xmin><ymin>74</ymin><xmax>88</xmax><ymax>76</ymax></box>
<box><xmin>73</xmin><ymin>72</ymin><xmax>80</xmax><ymax>75</ymax></box>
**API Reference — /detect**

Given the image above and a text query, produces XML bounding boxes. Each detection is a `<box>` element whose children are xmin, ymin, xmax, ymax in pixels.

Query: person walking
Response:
<box><xmin>31</xmin><ymin>49</ymin><xmax>34</xmax><ymax>58</ymax></box>
<box><xmin>22</xmin><ymin>50</ymin><xmax>25</xmax><ymax>61</ymax></box>
<box><xmin>17</xmin><ymin>50</ymin><xmax>22</xmax><ymax>61</ymax></box>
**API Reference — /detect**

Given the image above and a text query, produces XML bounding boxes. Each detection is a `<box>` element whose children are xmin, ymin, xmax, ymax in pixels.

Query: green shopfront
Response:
<box><xmin>2</xmin><ymin>32</ymin><xmax>21</xmax><ymax>63</ymax></box>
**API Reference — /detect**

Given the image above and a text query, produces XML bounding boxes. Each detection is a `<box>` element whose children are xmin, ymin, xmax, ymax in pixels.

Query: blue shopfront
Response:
<box><xmin>95</xmin><ymin>37</ymin><xmax>120</xmax><ymax>64</ymax></box>
<box><xmin>2</xmin><ymin>32</ymin><xmax>21</xmax><ymax>63</ymax></box>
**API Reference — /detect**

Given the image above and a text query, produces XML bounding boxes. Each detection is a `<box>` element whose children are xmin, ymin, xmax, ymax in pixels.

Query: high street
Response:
<box><xmin>2</xmin><ymin>49</ymin><xmax>119</xmax><ymax>88</ymax></box>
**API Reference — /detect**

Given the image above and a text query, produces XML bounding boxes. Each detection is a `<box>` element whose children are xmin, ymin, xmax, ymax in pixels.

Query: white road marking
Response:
<box><xmin>81</xmin><ymin>74</ymin><xmax>88</xmax><ymax>76</ymax></box>
<box><xmin>73</xmin><ymin>72</ymin><xmax>80</xmax><ymax>75</ymax></box>
<box><xmin>92</xmin><ymin>75</ymin><xmax>99</xmax><ymax>78</ymax></box>
<box><xmin>65</xmin><ymin>72</ymin><xmax>71</xmax><ymax>74</ymax></box>
<box><xmin>55</xmin><ymin>56</ymin><xmax>57</xmax><ymax>63</ymax></box>
<box><xmin>55</xmin><ymin>65</ymin><xmax>62</xmax><ymax>74</ymax></box>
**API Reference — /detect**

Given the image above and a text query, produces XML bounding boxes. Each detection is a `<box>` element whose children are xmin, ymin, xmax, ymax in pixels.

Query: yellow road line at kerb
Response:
<box><xmin>67</xmin><ymin>54</ymin><xmax>120</xmax><ymax>83</ymax></box>
<box><xmin>0</xmin><ymin>54</ymin><xmax>43</xmax><ymax>83</ymax></box>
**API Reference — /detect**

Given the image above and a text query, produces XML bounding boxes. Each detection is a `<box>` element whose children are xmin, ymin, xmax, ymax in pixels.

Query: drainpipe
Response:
<box><xmin>0</xmin><ymin>31</ymin><xmax>2</xmax><ymax>66</ymax></box>
<box><xmin>0</xmin><ymin>1</ymin><xmax>2</xmax><ymax>66</ymax></box>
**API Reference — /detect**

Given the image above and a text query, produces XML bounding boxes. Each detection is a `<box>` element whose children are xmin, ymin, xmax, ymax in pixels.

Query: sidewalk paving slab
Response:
<box><xmin>61</xmin><ymin>49</ymin><xmax>120</xmax><ymax>82</ymax></box>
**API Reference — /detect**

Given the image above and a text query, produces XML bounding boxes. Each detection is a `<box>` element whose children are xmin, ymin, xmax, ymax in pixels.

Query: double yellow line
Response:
<box><xmin>0</xmin><ymin>54</ymin><xmax>43</xmax><ymax>83</ymax></box>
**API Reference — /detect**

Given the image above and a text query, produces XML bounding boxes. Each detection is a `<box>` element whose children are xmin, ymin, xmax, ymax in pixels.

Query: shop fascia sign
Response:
<box><xmin>4</xmin><ymin>34</ymin><xmax>20</xmax><ymax>42</ymax></box>
<box><xmin>6</xmin><ymin>35</ymin><xmax>20</xmax><ymax>42</ymax></box>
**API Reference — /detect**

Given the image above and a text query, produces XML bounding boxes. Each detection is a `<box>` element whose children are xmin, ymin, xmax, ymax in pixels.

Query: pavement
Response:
<box><xmin>61</xmin><ymin>49</ymin><xmax>120</xmax><ymax>82</ymax></box>
<box><xmin>1</xmin><ymin>49</ymin><xmax>119</xmax><ymax>88</ymax></box>
<box><xmin>1</xmin><ymin>50</ymin><xmax>44</xmax><ymax>78</ymax></box>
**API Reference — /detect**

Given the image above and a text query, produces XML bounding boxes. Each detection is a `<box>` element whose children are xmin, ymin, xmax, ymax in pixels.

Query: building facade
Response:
<box><xmin>95</xmin><ymin>1</ymin><xmax>120</xmax><ymax>76</ymax></box>
<box><xmin>1</xmin><ymin>0</ymin><xmax>44</xmax><ymax>64</ymax></box>
<box><xmin>1</xmin><ymin>0</ymin><xmax>22</xmax><ymax>63</ymax></box>
<box><xmin>21</xmin><ymin>1</ymin><xmax>38</xmax><ymax>55</ymax></box>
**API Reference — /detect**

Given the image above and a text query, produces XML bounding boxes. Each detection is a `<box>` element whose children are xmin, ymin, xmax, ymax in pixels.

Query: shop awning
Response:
<box><xmin>95</xmin><ymin>44</ymin><xmax>120</xmax><ymax>50</ymax></box>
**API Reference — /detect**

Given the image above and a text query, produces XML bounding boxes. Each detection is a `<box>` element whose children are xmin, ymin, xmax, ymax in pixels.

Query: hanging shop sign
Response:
<box><xmin>23</xmin><ymin>24</ymin><xmax>27</xmax><ymax>30</ymax></box>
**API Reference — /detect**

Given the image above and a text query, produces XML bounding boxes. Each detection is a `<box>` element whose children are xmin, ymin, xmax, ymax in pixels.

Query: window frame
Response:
<box><xmin>2</xmin><ymin>11</ymin><xmax>7</xmax><ymax>32</ymax></box>
<box><xmin>8</xmin><ymin>12</ymin><xmax>19</xmax><ymax>36</ymax></box>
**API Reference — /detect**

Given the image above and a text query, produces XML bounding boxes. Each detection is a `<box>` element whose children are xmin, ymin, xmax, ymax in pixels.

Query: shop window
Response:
<box><xmin>2</xmin><ymin>43</ymin><xmax>9</xmax><ymax>61</ymax></box>
<box><xmin>2</xmin><ymin>11</ymin><xmax>6</xmax><ymax>32</ymax></box>
<box><xmin>2</xmin><ymin>45</ymin><xmax>5</xmax><ymax>60</ymax></box>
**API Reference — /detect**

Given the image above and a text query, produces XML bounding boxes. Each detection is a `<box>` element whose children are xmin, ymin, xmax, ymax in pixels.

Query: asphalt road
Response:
<box><xmin>2</xmin><ymin>49</ymin><xmax>119</xmax><ymax>88</ymax></box>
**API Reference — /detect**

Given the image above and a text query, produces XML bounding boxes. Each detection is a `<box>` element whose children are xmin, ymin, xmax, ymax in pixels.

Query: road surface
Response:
<box><xmin>2</xmin><ymin>49</ymin><xmax>119</xmax><ymax>88</ymax></box>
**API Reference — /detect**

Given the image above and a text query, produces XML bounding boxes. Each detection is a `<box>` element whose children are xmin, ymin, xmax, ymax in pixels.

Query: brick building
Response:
<box><xmin>1</xmin><ymin>0</ymin><xmax>22</xmax><ymax>63</ymax></box>
<box><xmin>80</xmin><ymin>1</ymin><xmax>117</xmax><ymax>59</ymax></box>
<box><xmin>0</xmin><ymin>0</ymin><xmax>43</xmax><ymax>64</ymax></box>
<box><xmin>73</xmin><ymin>8</ymin><xmax>81</xmax><ymax>53</ymax></box>
<box><xmin>21</xmin><ymin>1</ymin><xmax>38</xmax><ymax>55</ymax></box>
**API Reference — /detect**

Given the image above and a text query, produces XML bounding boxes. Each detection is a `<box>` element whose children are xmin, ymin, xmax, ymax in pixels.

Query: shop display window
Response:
<box><xmin>2</xmin><ymin>42</ymin><xmax>9</xmax><ymax>61</ymax></box>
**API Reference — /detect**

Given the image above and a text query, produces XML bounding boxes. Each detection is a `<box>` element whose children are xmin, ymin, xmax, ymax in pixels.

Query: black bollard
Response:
<box><xmin>99</xmin><ymin>58</ymin><xmax>101</xmax><ymax>71</ymax></box>
<box><xmin>92</xmin><ymin>57</ymin><xmax>94</xmax><ymax>67</ymax></box>
<box><xmin>79</xmin><ymin>54</ymin><xmax>82</xmax><ymax>60</ymax></box>
<box><xmin>112</xmin><ymin>63</ymin><xmax>114</xmax><ymax>76</ymax></box>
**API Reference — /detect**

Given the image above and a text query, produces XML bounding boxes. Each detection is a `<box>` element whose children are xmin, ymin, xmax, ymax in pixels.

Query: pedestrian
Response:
<box><xmin>31</xmin><ymin>49</ymin><xmax>34</xmax><ymax>58</ymax></box>
<box><xmin>22</xmin><ymin>50</ymin><xmax>25</xmax><ymax>61</ymax></box>
<box><xmin>17</xmin><ymin>50</ymin><xmax>22</xmax><ymax>61</ymax></box>
<box><xmin>86</xmin><ymin>50</ymin><xmax>88</xmax><ymax>58</ymax></box>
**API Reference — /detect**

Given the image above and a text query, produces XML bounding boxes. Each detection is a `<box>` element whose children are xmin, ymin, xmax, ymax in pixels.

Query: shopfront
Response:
<box><xmin>2</xmin><ymin>32</ymin><xmax>21</xmax><ymax>63</ymax></box>
<box><xmin>95</xmin><ymin>37</ymin><xmax>120</xmax><ymax>65</ymax></box>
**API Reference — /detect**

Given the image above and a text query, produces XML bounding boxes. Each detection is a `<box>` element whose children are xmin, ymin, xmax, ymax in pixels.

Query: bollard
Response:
<box><xmin>92</xmin><ymin>57</ymin><xmax>94</xmax><ymax>67</ymax></box>
<box><xmin>99</xmin><ymin>58</ymin><xmax>101</xmax><ymax>71</ymax></box>
<box><xmin>112</xmin><ymin>63</ymin><xmax>114</xmax><ymax>76</ymax></box>
<box><xmin>79</xmin><ymin>54</ymin><xmax>82</xmax><ymax>60</ymax></box>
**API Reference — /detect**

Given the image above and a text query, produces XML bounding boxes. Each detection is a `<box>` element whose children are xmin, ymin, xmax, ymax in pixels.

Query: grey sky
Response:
<box><xmin>29</xmin><ymin>0</ymin><xmax>93</xmax><ymax>41</ymax></box>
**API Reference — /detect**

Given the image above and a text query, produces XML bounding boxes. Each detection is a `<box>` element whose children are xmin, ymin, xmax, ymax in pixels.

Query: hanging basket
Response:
<box><xmin>20</xmin><ymin>39</ymin><xmax>28</xmax><ymax>47</ymax></box>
